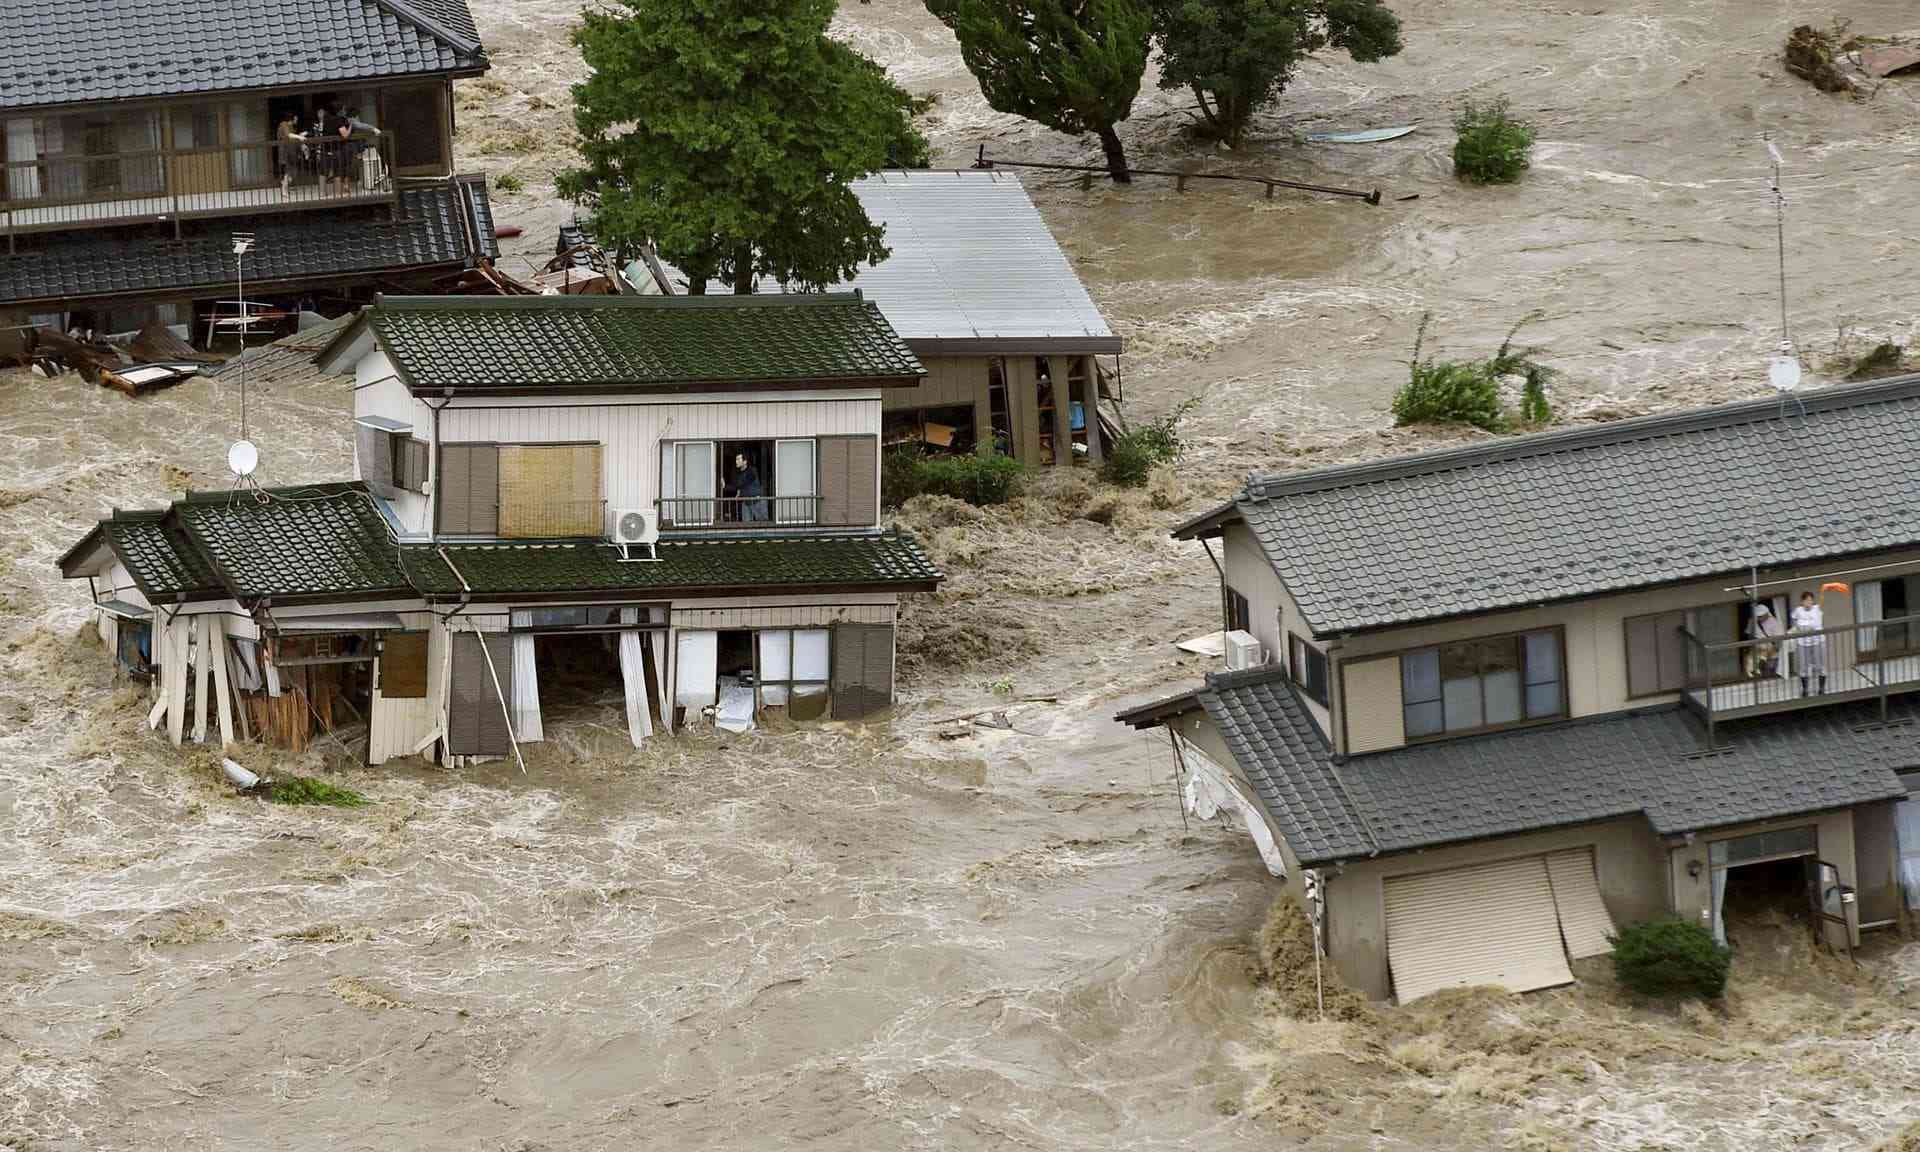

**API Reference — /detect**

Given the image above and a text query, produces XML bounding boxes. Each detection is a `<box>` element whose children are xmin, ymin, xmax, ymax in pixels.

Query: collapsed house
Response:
<box><xmin>1120</xmin><ymin>377</ymin><xmax>1920</xmax><ymax>1002</ymax></box>
<box><xmin>59</xmin><ymin>293</ymin><xmax>943</xmax><ymax>762</ymax></box>
<box><xmin>0</xmin><ymin>0</ymin><xmax>498</xmax><ymax>341</ymax></box>
<box><xmin>644</xmin><ymin>170</ymin><xmax>1124</xmax><ymax>467</ymax></box>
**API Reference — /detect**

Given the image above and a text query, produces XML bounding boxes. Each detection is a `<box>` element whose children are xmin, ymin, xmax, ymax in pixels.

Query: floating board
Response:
<box><xmin>1305</xmin><ymin>125</ymin><xmax>1416</xmax><ymax>144</ymax></box>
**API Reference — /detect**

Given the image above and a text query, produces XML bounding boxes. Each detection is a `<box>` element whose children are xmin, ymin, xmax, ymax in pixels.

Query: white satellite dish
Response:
<box><xmin>1768</xmin><ymin>344</ymin><xmax>1802</xmax><ymax>392</ymax></box>
<box><xmin>228</xmin><ymin>439</ymin><xmax>259</xmax><ymax>478</ymax></box>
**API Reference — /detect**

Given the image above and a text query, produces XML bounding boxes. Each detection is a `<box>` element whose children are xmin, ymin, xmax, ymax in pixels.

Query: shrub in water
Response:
<box><xmin>266</xmin><ymin>776</ymin><xmax>370</xmax><ymax>808</ymax></box>
<box><xmin>1101</xmin><ymin>399</ymin><xmax>1195</xmax><ymax>489</ymax></box>
<box><xmin>882</xmin><ymin>443</ymin><xmax>925</xmax><ymax>508</ymax></box>
<box><xmin>1393</xmin><ymin>313</ymin><xmax>1556</xmax><ymax>432</ymax></box>
<box><xmin>1611</xmin><ymin>918</ymin><xmax>1730</xmax><ymax>1000</ymax></box>
<box><xmin>887</xmin><ymin>447</ymin><xmax>1025</xmax><ymax>508</ymax></box>
<box><xmin>1453</xmin><ymin>96</ymin><xmax>1534</xmax><ymax>185</ymax></box>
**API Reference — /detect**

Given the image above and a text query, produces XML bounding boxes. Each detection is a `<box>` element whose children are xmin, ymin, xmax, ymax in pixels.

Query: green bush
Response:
<box><xmin>884</xmin><ymin>445</ymin><xmax>1025</xmax><ymax>507</ymax></box>
<box><xmin>1611</xmin><ymin>918</ymin><xmax>1730</xmax><ymax>999</ymax></box>
<box><xmin>1101</xmin><ymin>398</ymin><xmax>1196</xmax><ymax>488</ymax></box>
<box><xmin>266</xmin><ymin>776</ymin><xmax>370</xmax><ymax>808</ymax></box>
<box><xmin>493</xmin><ymin>171</ymin><xmax>525</xmax><ymax>194</ymax></box>
<box><xmin>1392</xmin><ymin>313</ymin><xmax>1556</xmax><ymax>432</ymax></box>
<box><xmin>1453</xmin><ymin>97</ymin><xmax>1534</xmax><ymax>185</ymax></box>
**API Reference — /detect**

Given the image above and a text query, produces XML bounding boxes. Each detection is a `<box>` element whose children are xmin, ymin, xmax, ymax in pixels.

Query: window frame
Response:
<box><xmin>1398</xmin><ymin>624</ymin><xmax>1568</xmax><ymax>743</ymax></box>
<box><xmin>1224</xmin><ymin>586</ymin><xmax>1251</xmax><ymax>635</ymax></box>
<box><xmin>1288</xmin><ymin>632</ymin><xmax>1330</xmax><ymax>707</ymax></box>
<box><xmin>754</xmin><ymin>627</ymin><xmax>832</xmax><ymax>713</ymax></box>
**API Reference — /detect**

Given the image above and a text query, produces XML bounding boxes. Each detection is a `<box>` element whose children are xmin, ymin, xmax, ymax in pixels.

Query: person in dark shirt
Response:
<box><xmin>729</xmin><ymin>453</ymin><xmax>767</xmax><ymax>521</ymax></box>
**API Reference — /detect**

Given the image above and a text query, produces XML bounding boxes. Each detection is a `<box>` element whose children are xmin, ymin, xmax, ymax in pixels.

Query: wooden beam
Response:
<box><xmin>191</xmin><ymin>615</ymin><xmax>212</xmax><ymax>743</ymax></box>
<box><xmin>211</xmin><ymin>616</ymin><xmax>235</xmax><ymax>749</ymax></box>
<box><xmin>165</xmin><ymin>619</ymin><xmax>187</xmax><ymax>747</ymax></box>
<box><xmin>1079</xmin><ymin>357</ymin><xmax>1104</xmax><ymax>467</ymax></box>
<box><xmin>1048</xmin><ymin>356</ymin><xmax>1071</xmax><ymax>467</ymax></box>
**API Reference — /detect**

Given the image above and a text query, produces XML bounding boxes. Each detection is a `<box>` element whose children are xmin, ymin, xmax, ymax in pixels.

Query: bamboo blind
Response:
<box><xmin>499</xmin><ymin>444</ymin><xmax>604</xmax><ymax>538</ymax></box>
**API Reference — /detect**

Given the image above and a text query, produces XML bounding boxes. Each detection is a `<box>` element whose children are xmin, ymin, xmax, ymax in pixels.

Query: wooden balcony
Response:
<box><xmin>1</xmin><ymin>135</ymin><xmax>398</xmax><ymax>238</ymax></box>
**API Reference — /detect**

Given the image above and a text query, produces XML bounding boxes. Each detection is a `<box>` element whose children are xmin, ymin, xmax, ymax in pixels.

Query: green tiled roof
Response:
<box><xmin>406</xmin><ymin>534</ymin><xmax>942</xmax><ymax>598</ymax></box>
<box><xmin>59</xmin><ymin>509</ymin><xmax>223</xmax><ymax>601</ymax></box>
<box><xmin>338</xmin><ymin>293</ymin><xmax>926</xmax><ymax>395</ymax></box>
<box><xmin>171</xmin><ymin>482</ymin><xmax>416</xmax><ymax>605</ymax></box>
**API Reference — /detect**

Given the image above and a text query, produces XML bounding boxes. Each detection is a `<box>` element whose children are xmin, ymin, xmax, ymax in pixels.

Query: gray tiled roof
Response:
<box><xmin>1182</xmin><ymin>375</ymin><xmax>1920</xmax><ymax>637</ymax></box>
<box><xmin>0</xmin><ymin>179</ymin><xmax>495</xmax><ymax>308</ymax></box>
<box><xmin>1126</xmin><ymin>667</ymin><xmax>1917</xmax><ymax>866</ymax></box>
<box><xmin>171</xmin><ymin>482</ymin><xmax>416</xmax><ymax>605</ymax></box>
<box><xmin>404</xmin><ymin>534</ymin><xmax>943</xmax><ymax>598</ymax></box>
<box><xmin>0</xmin><ymin>0</ymin><xmax>485</xmax><ymax>111</ymax></box>
<box><xmin>335</xmin><ymin>293</ymin><xmax>925</xmax><ymax>395</ymax></box>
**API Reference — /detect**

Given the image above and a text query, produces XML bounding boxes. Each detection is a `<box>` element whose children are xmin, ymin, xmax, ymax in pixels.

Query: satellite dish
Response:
<box><xmin>228</xmin><ymin>439</ymin><xmax>259</xmax><ymax>478</ymax></box>
<box><xmin>1768</xmin><ymin>342</ymin><xmax>1801</xmax><ymax>392</ymax></box>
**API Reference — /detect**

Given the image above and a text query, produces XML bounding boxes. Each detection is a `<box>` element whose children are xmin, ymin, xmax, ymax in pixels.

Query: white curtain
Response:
<box><xmin>227</xmin><ymin>101</ymin><xmax>268</xmax><ymax>185</ymax></box>
<box><xmin>1856</xmin><ymin>580</ymin><xmax>1883</xmax><ymax>653</ymax></box>
<box><xmin>617</xmin><ymin>607</ymin><xmax>652</xmax><ymax>747</ymax></box>
<box><xmin>5</xmin><ymin>117</ymin><xmax>38</xmax><ymax>200</ymax></box>
<box><xmin>1710</xmin><ymin>867</ymin><xmax>1729</xmax><ymax>946</ymax></box>
<box><xmin>650</xmin><ymin>607</ymin><xmax>670</xmax><ymax>733</ymax></box>
<box><xmin>1896</xmin><ymin>797</ymin><xmax>1920</xmax><ymax>912</ymax></box>
<box><xmin>1175</xmin><ymin>733</ymin><xmax>1287</xmax><ymax>878</ymax></box>
<box><xmin>507</xmin><ymin>612</ymin><xmax>543</xmax><ymax>743</ymax></box>
<box><xmin>793</xmin><ymin>628</ymin><xmax>829</xmax><ymax>711</ymax></box>
<box><xmin>675</xmin><ymin>629</ymin><xmax>718</xmax><ymax>709</ymax></box>
<box><xmin>758</xmin><ymin>630</ymin><xmax>792</xmax><ymax>706</ymax></box>
<box><xmin>774</xmin><ymin>438</ymin><xmax>816</xmax><ymax>523</ymax></box>
<box><xmin>117</xmin><ymin>111</ymin><xmax>163</xmax><ymax>195</ymax></box>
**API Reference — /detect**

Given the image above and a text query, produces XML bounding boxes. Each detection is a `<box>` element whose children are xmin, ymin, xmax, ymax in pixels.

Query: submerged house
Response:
<box><xmin>59</xmin><ymin>293</ymin><xmax>941</xmax><ymax>762</ymax></box>
<box><xmin>1120</xmin><ymin>378</ymin><xmax>1920</xmax><ymax>1002</ymax></box>
<box><xmin>649</xmin><ymin>170</ymin><xmax>1123</xmax><ymax>468</ymax></box>
<box><xmin>1</xmin><ymin>0</ymin><xmax>497</xmax><ymax>338</ymax></box>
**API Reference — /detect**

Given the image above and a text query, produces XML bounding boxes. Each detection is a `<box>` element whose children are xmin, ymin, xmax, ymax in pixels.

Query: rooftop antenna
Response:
<box><xmin>1763</xmin><ymin>137</ymin><xmax>1802</xmax><ymax>397</ymax></box>
<box><xmin>229</xmin><ymin>233</ymin><xmax>260</xmax><ymax>484</ymax></box>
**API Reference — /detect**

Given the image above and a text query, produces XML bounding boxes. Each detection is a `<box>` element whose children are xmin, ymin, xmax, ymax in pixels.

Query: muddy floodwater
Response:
<box><xmin>5</xmin><ymin>1</ymin><xmax>1920</xmax><ymax>1148</ymax></box>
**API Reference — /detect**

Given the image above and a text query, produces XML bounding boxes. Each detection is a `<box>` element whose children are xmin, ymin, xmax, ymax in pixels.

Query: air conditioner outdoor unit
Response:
<box><xmin>611</xmin><ymin>506</ymin><xmax>660</xmax><ymax>562</ymax></box>
<box><xmin>1224</xmin><ymin>629</ymin><xmax>1263</xmax><ymax>671</ymax></box>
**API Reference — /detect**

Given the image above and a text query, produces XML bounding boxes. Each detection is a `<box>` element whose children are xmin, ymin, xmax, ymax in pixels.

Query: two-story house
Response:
<box><xmin>1120</xmin><ymin>377</ymin><xmax>1920</xmax><ymax>1002</ymax></box>
<box><xmin>2</xmin><ymin>0</ymin><xmax>497</xmax><ymax>339</ymax></box>
<box><xmin>58</xmin><ymin>293</ymin><xmax>942</xmax><ymax>767</ymax></box>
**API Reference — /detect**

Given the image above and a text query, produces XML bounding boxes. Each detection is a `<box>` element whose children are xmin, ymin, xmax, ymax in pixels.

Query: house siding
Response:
<box><xmin>1223</xmin><ymin>521</ymin><xmax>1331</xmax><ymax>740</ymax></box>
<box><xmin>368</xmin><ymin>610</ymin><xmax>437</xmax><ymax>764</ymax></box>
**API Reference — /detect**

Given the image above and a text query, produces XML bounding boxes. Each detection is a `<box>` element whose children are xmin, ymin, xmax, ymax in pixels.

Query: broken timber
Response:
<box><xmin>973</xmin><ymin>145</ymin><xmax>1382</xmax><ymax>205</ymax></box>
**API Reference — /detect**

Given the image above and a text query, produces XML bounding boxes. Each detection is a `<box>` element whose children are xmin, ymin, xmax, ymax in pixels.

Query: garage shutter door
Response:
<box><xmin>1545</xmin><ymin>848</ymin><xmax>1617</xmax><ymax>959</ymax></box>
<box><xmin>1384</xmin><ymin>856</ymin><xmax>1575</xmax><ymax>1003</ymax></box>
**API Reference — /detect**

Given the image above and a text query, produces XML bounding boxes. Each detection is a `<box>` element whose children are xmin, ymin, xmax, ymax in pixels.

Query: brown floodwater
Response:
<box><xmin>4</xmin><ymin>0</ymin><xmax>1920</xmax><ymax>1147</ymax></box>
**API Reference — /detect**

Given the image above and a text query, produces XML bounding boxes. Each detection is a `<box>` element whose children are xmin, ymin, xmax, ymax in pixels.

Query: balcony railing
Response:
<box><xmin>1</xmin><ymin>134</ymin><xmax>398</xmax><ymax>237</ymax></box>
<box><xmin>657</xmin><ymin>495</ymin><xmax>824</xmax><ymax>531</ymax></box>
<box><xmin>1679</xmin><ymin>611</ymin><xmax>1920</xmax><ymax>744</ymax></box>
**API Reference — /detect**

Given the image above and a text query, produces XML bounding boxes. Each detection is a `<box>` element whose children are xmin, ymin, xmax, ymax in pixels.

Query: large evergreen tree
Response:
<box><xmin>926</xmin><ymin>0</ymin><xmax>1152</xmax><ymax>182</ymax></box>
<box><xmin>559</xmin><ymin>0</ymin><xmax>929</xmax><ymax>294</ymax></box>
<box><xmin>1153</xmin><ymin>0</ymin><xmax>1402</xmax><ymax>148</ymax></box>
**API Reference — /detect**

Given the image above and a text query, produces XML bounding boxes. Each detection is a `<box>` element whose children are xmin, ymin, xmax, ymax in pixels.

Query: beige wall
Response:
<box><xmin>1324</xmin><ymin>816</ymin><xmax>1671</xmax><ymax>1000</ymax></box>
<box><xmin>1222</xmin><ymin>522</ymin><xmax>1332</xmax><ymax>739</ymax></box>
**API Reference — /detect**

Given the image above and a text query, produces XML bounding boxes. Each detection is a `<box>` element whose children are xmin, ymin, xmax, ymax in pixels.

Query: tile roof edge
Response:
<box><xmin>1243</xmin><ymin>373</ymin><xmax>1920</xmax><ymax>501</ymax></box>
<box><xmin>373</xmin><ymin>0</ymin><xmax>485</xmax><ymax>56</ymax></box>
<box><xmin>369</xmin><ymin>291</ymin><xmax>876</xmax><ymax>312</ymax></box>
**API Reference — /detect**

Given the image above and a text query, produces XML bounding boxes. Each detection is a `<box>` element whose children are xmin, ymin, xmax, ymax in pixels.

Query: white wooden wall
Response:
<box><xmin>367</xmin><ymin>610</ymin><xmax>438</xmax><ymax>765</ymax></box>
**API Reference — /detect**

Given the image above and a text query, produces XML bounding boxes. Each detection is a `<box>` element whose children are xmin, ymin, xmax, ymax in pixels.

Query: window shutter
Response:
<box><xmin>862</xmin><ymin>623</ymin><xmax>894</xmax><ymax>712</ymax></box>
<box><xmin>439</xmin><ymin>444</ymin><xmax>499</xmax><ymax>535</ymax></box>
<box><xmin>831</xmin><ymin>623</ymin><xmax>893</xmax><ymax>718</ymax></box>
<box><xmin>379</xmin><ymin>632</ymin><xmax>429</xmax><ymax>698</ymax></box>
<box><xmin>817</xmin><ymin>437</ymin><xmax>852</xmax><ymax>527</ymax></box>
<box><xmin>449</xmin><ymin>633</ymin><xmax>513</xmax><ymax>755</ymax></box>
<box><xmin>1654</xmin><ymin>610</ymin><xmax>1687</xmax><ymax>693</ymax></box>
<box><xmin>403</xmin><ymin>439</ymin><xmax>429</xmax><ymax>493</ymax></box>
<box><xmin>1625</xmin><ymin>610</ymin><xmax>1688</xmax><ymax>696</ymax></box>
<box><xmin>357</xmin><ymin>422</ymin><xmax>396</xmax><ymax>498</ymax></box>
<box><xmin>843</xmin><ymin>435</ymin><xmax>877</xmax><ymax>526</ymax></box>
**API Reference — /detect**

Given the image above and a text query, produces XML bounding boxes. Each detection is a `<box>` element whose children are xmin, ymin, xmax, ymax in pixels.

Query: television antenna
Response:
<box><xmin>229</xmin><ymin>233</ymin><xmax>262</xmax><ymax>482</ymax></box>
<box><xmin>1763</xmin><ymin>138</ymin><xmax>1800</xmax><ymax>393</ymax></box>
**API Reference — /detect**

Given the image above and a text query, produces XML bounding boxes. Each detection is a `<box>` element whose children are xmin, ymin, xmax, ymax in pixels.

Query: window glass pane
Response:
<box><xmin>774</xmin><ymin>439</ymin><xmax>816</xmax><ymax>497</ymax></box>
<box><xmin>1442</xmin><ymin>675</ymin><xmax>1482</xmax><ymax>731</ymax></box>
<box><xmin>1401</xmin><ymin>649</ymin><xmax>1440</xmax><ymax>704</ymax></box>
<box><xmin>1306</xmin><ymin>649</ymin><xmax>1328</xmax><ymax>702</ymax></box>
<box><xmin>1523</xmin><ymin>630</ymin><xmax>1560</xmax><ymax>685</ymax></box>
<box><xmin>793</xmin><ymin>629</ymin><xmax>831</xmax><ymax>681</ymax></box>
<box><xmin>1404</xmin><ymin>699</ymin><xmax>1444</xmax><ymax>738</ymax></box>
<box><xmin>1525</xmin><ymin>681</ymin><xmax>1561</xmax><ymax>718</ymax></box>
<box><xmin>1484</xmin><ymin>667</ymin><xmax>1521</xmax><ymax>725</ymax></box>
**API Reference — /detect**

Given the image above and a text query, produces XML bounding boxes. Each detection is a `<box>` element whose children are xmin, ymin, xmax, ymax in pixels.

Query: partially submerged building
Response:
<box><xmin>646</xmin><ymin>170</ymin><xmax>1123</xmax><ymax>468</ymax></box>
<box><xmin>60</xmin><ymin>293</ymin><xmax>942</xmax><ymax>762</ymax></box>
<box><xmin>1120</xmin><ymin>378</ymin><xmax>1920</xmax><ymax>1001</ymax></box>
<box><xmin>1</xmin><ymin>0</ymin><xmax>497</xmax><ymax>338</ymax></box>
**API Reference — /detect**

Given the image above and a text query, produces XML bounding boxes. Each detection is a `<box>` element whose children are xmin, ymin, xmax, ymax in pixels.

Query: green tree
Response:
<box><xmin>1153</xmin><ymin>0</ymin><xmax>1402</xmax><ymax>148</ymax></box>
<box><xmin>926</xmin><ymin>0</ymin><xmax>1152</xmax><ymax>182</ymax></box>
<box><xmin>559</xmin><ymin>0</ymin><xmax>929</xmax><ymax>294</ymax></box>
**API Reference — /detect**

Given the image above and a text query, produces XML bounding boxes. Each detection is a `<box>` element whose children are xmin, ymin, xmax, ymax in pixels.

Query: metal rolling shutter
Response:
<box><xmin>830</xmin><ymin>623</ymin><xmax>893</xmax><ymax>718</ymax></box>
<box><xmin>1384</xmin><ymin>856</ymin><xmax>1574</xmax><ymax>1003</ymax></box>
<box><xmin>818</xmin><ymin>437</ymin><xmax>851</xmax><ymax>527</ymax></box>
<box><xmin>449</xmin><ymin>633</ymin><xmax>513</xmax><ymax>755</ymax></box>
<box><xmin>1545</xmin><ymin>848</ymin><xmax>1617</xmax><ymax>959</ymax></box>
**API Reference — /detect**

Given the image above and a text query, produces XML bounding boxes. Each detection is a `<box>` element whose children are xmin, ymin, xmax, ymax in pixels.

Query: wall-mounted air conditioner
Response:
<box><xmin>611</xmin><ymin>507</ymin><xmax>660</xmax><ymax>562</ymax></box>
<box><xmin>1224</xmin><ymin>630</ymin><xmax>1263</xmax><ymax>671</ymax></box>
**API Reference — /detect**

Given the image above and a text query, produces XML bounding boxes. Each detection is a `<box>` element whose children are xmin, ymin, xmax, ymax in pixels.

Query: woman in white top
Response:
<box><xmin>1746</xmin><ymin>602</ymin><xmax>1784</xmax><ymax>678</ymax></box>
<box><xmin>1791</xmin><ymin>591</ymin><xmax>1825</xmax><ymax>696</ymax></box>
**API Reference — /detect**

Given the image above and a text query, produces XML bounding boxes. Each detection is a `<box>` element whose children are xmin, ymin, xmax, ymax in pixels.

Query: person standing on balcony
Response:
<box><xmin>275</xmin><ymin>110</ymin><xmax>306</xmax><ymax>195</ymax></box>
<box><xmin>1792</xmin><ymin>591</ymin><xmax>1827</xmax><ymax>696</ymax></box>
<box><xmin>728</xmin><ymin>453</ymin><xmax>767</xmax><ymax>522</ymax></box>
<box><xmin>323</xmin><ymin>119</ymin><xmax>362</xmax><ymax>197</ymax></box>
<box><xmin>1746</xmin><ymin>602</ymin><xmax>1784</xmax><ymax>678</ymax></box>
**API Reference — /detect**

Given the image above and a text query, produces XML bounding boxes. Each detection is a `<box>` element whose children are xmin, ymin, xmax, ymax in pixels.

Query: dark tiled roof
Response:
<box><xmin>0</xmin><ymin>179</ymin><xmax>494</xmax><ymax>308</ymax></box>
<box><xmin>1183</xmin><ymin>376</ymin><xmax>1920</xmax><ymax>636</ymax></box>
<box><xmin>58</xmin><ymin>509</ymin><xmax>224</xmax><ymax>602</ymax></box>
<box><xmin>172</xmin><ymin>482</ymin><xmax>415</xmax><ymax>605</ymax></box>
<box><xmin>1143</xmin><ymin>667</ymin><xmax>1916</xmax><ymax>866</ymax></box>
<box><xmin>0</xmin><ymin>0</ymin><xmax>485</xmax><ymax>111</ymax></box>
<box><xmin>337</xmin><ymin>293</ymin><xmax>926</xmax><ymax>394</ymax></box>
<box><xmin>406</xmin><ymin>534</ymin><xmax>943</xmax><ymax>597</ymax></box>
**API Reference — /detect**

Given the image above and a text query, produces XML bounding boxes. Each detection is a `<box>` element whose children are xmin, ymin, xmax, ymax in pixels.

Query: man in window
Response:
<box><xmin>728</xmin><ymin>452</ymin><xmax>767</xmax><ymax>522</ymax></box>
